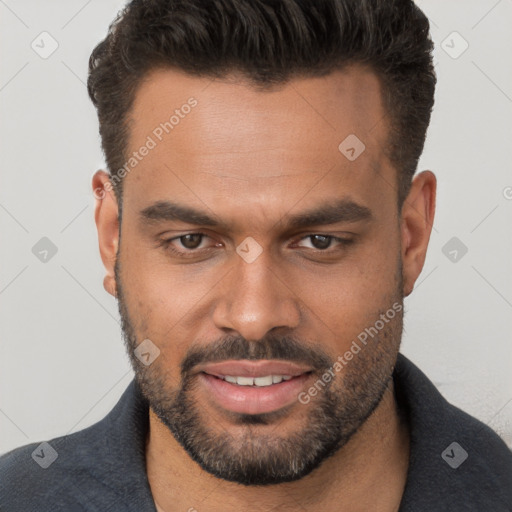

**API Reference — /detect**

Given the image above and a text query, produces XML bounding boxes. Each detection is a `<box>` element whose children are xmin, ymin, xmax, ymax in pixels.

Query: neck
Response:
<box><xmin>146</xmin><ymin>379</ymin><xmax>410</xmax><ymax>512</ymax></box>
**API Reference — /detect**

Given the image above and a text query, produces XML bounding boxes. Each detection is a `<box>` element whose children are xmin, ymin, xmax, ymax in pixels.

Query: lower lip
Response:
<box><xmin>199</xmin><ymin>372</ymin><xmax>312</xmax><ymax>415</ymax></box>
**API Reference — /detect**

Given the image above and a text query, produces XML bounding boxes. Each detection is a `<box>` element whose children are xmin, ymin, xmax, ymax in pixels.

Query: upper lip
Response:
<box><xmin>197</xmin><ymin>360</ymin><xmax>313</xmax><ymax>378</ymax></box>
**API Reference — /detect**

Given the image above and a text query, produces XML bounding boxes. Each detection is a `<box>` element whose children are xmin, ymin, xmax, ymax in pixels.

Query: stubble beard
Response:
<box><xmin>114</xmin><ymin>257</ymin><xmax>404</xmax><ymax>486</ymax></box>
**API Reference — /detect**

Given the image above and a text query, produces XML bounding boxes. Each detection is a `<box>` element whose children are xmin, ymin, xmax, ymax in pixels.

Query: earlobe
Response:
<box><xmin>92</xmin><ymin>170</ymin><xmax>120</xmax><ymax>298</ymax></box>
<box><xmin>103</xmin><ymin>274</ymin><xmax>117</xmax><ymax>298</ymax></box>
<box><xmin>400</xmin><ymin>171</ymin><xmax>436</xmax><ymax>297</ymax></box>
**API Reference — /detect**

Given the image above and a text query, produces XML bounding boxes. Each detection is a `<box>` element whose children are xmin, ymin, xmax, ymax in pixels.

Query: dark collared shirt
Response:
<box><xmin>1</xmin><ymin>353</ymin><xmax>511</xmax><ymax>511</ymax></box>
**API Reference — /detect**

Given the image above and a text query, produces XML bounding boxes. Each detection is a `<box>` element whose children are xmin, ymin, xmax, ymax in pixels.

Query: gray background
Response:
<box><xmin>1</xmin><ymin>0</ymin><xmax>511</xmax><ymax>455</ymax></box>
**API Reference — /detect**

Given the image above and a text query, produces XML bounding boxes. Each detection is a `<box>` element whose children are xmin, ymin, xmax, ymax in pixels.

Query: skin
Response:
<box><xmin>93</xmin><ymin>65</ymin><xmax>436</xmax><ymax>511</ymax></box>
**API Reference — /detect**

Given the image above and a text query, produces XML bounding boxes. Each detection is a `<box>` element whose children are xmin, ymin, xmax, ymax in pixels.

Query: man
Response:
<box><xmin>1</xmin><ymin>0</ymin><xmax>511</xmax><ymax>510</ymax></box>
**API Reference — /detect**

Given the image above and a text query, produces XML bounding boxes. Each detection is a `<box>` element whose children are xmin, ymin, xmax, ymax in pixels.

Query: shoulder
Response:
<box><xmin>0</xmin><ymin>420</ymin><xmax>114</xmax><ymax>511</ymax></box>
<box><xmin>441</xmin><ymin>398</ymin><xmax>512</xmax><ymax>497</ymax></box>
<box><xmin>395</xmin><ymin>353</ymin><xmax>512</xmax><ymax>510</ymax></box>
<box><xmin>0</xmin><ymin>380</ymin><xmax>147</xmax><ymax>512</ymax></box>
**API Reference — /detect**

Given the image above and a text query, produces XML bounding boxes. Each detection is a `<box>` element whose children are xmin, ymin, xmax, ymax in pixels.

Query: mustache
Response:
<box><xmin>181</xmin><ymin>334</ymin><xmax>333</xmax><ymax>378</ymax></box>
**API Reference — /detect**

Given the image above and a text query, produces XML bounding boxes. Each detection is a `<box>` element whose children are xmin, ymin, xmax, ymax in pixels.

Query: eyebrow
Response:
<box><xmin>139</xmin><ymin>199</ymin><xmax>373</xmax><ymax>230</ymax></box>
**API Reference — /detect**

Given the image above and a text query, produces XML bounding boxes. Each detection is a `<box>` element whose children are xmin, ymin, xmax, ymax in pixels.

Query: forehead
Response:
<box><xmin>122</xmin><ymin>66</ymin><xmax>394</xmax><ymax>223</ymax></box>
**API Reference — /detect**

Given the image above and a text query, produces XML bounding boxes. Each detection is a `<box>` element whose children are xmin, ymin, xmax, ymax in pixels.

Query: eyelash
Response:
<box><xmin>158</xmin><ymin>232</ymin><xmax>354</xmax><ymax>258</ymax></box>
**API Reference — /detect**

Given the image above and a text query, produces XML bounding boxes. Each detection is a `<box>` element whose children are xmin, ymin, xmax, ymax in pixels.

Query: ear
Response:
<box><xmin>92</xmin><ymin>170</ymin><xmax>119</xmax><ymax>298</ymax></box>
<box><xmin>400</xmin><ymin>171</ymin><xmax>436</xmax><ymax>297</ymax></box>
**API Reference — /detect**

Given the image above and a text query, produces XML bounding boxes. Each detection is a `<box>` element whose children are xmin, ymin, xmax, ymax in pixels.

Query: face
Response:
<box><xmin>95</xmin><ymin>65</ymin><xmax>434</xmax><ymax>485</ymax></box>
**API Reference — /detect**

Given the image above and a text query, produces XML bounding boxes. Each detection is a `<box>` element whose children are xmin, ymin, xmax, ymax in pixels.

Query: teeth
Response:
<box><xmin>236</xmin><ymin>376</ymin><xmax>255</xmax><ymax>386</ymax></box>
<box><xmin>222</xmin><ymin>375</ymin><xmax>294</xmax><ymax>386</ymax></box>
<box><xmin>254</xmin><ymin>376</ymin><xmax>273</xmax><ymax>386</ymax></box>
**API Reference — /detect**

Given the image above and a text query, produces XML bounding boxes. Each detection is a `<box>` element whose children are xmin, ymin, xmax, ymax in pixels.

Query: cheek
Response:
<box><xmin>123</xmin><ymin>241</ymin><xmax>216</xmax><ymax>319</ymax></box>
<box><xmin>119</xmin><ymin>243</ymin><xmax>225</xmax><ymax>367</ymax></box>
<box><xmin>301</xmin><ymin>235</ymin><xmax>401</xmax><ymax>348</ymax></box>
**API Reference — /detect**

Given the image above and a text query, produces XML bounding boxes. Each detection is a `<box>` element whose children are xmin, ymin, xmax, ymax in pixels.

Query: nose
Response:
<box><xmin>212</xmin><ymin>249</ymin><xmax>301</xmax><ymax>341</ymax></box>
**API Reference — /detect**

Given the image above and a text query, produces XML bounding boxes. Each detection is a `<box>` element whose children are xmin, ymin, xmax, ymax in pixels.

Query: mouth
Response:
<box><xmin>197</xmin><ymin>360</ymin><xmax>314</xmax><ymax>415</ymax></box>
<box><xmin>210</xmin><ymin>374</ymin><xmax>297</xmax><ymax>386</ymax></box>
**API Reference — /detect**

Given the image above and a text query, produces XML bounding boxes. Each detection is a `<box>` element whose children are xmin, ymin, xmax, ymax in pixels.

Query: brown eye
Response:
<box><xmin>309</xmin><ymin>235</ymin><xmax>332</xmax><ymax>250</ymax></box>
<box><xmin>159</xmin><ymin>232</ymin><xmax>224</xmax><ymax>259</ymax></box>
<box><xmin>179</xmin><ymin>234</ymin><xmax>204</xmax><ymax>249</ymax></box>
<box><xmin>295</xmin><ymin>234</ymin><xmax>354</xmax><ymax>252</ymax></box>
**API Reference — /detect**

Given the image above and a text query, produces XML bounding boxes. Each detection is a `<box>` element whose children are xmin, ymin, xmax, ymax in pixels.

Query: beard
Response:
<box><xmin>114</xmin><ymin>257</ymin><xmax>404</xmax><ymax>486</ymax></box>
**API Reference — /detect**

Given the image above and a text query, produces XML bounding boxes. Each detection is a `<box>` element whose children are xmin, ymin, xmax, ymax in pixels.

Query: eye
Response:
<box><xmin>160</xmin><ymin>232</ymin><xmax>221</xmax><ymax>257</ymax></box>
<box><xmin>176</xmin><ymin>233</ymin><xmax>206</xmax><ymax>250</ymax></box>
<box><xmin>158</xmin><ymin>232</ymin><xmax>354</xmax><ymax>260</ymax></box>
<box><xmin>295</xmin><ymin>234</ymin><xmax>353</xmax><ymax>251</ymax></box>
